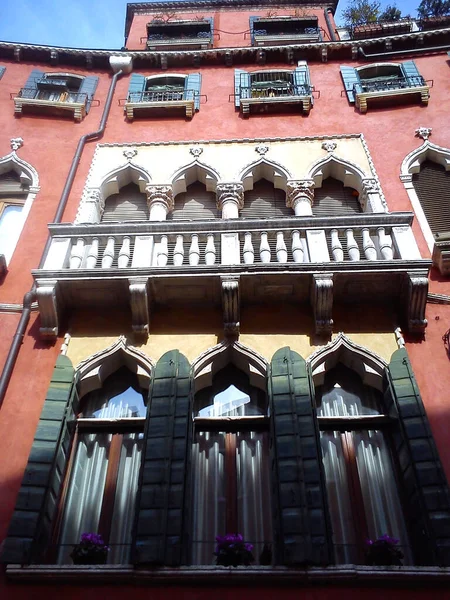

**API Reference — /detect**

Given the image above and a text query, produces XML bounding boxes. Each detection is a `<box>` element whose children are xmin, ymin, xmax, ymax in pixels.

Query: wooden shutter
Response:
<box><xmin>128</xmin><ymin>73</ymin><xmax>146</xmax><ymax>101</ymax></box>
<box><xmin>269</xmin><ymin>347</ymin><xmax>331</xmax><ymax>566</ymax></box>
<box><xmin>185</xmin><ymin>73</ymin><xmax>201</xmax><ymax>111</ymax></box>
<box><xmin>401</xmin><ymin>60</ymin><xmax>421</xmax><ymax>82</ymax></box>
<box><xmin>293</xmin><ymin>61</ymin><xmax>313</xmax><ymax>104</ymax></box>
<box><xmin>412</xmin><ymin>161</ymin><xmax>450</xmax><ymax>236</ymax></box>
<box><xmin>78</xmin><ymin>75</ymin><xmax>99</xmax><ymax>112</ymax></box>
<box><xmin>340</xmin><ymin>66</ymin><xmax>360</xmax><ymax>103</ymax></box>
<box><xmin>1</xmin><ymin>356</ymin><xmax>78</xmax><ymax>564</ymax></box>
<box><xmin>234</xmin><ymin>69</ymin><xmax>250</xmax><ymax>108</ymax></box>
<box><xmin>388</xmin><ymin>348</ymin><xmax>450</xmax><ymax>566</ymax></box>
<box><xmin>249</xmin><ymin>16</ymin><xmax>258</xmax><ymax>44</ymax></box>
<box><xmin>134</xmin><ymin>350</ymin><xmax>191</xmax><ymax>566</ymax></box>
<box><xmin>23</xmin><ymin>69</ymin><xmax>44</xmax><ymax>95</ymax></box>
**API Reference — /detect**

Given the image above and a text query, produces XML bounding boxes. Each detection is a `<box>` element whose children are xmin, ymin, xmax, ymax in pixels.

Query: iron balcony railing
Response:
<box><xmin>354</xmin><ymin>76</ymin><xmax>426</xmax><ymax>94</ymax></box>
<box><xmin>254</xmin><ymin>27</ymin><xmax>320</xmax><ymax>38</ymax></box>
<box><xmin>148</xmin><ymin>31</ymin><xmax>212</xmax><ymax>41</ymax></box>
<box><xmin>241</xmin><ymin>84</ymin><xmax>312</xmax><ymax>99</ymax></box>
<box><xmin>16</xmin><ymin>88</ymin><xmax>88</xmax><ymax>103</ymax></box>
<box><xmin>127</xmin><ymin>90</ymin><xmax>192</xmax><ymax>103</ymax></box>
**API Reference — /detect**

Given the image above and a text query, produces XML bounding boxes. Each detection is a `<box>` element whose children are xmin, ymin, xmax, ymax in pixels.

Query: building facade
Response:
<box><xmin>1</xmin><ymin>1</ymin><xmax>450</xmax><ymax>597</ymax></box>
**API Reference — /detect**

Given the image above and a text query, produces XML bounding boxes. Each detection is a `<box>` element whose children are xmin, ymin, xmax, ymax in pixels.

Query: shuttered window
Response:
<box><xmin>313</xmin><ymin>178</ymin><xmax>361</xmax><ymax>216</ymax></box>
<box><xmin>241</xmin><ymin>179</ymin><xmax>291</xmax><ymax>219</ymax></box>
<box><xmin>102</xmin><ymin>182</ymin><xmax>149</xmax><ymax>222</ymax></box>
<box><xmin>169</xmin><ymin>182</ymin><xmax>219</xmax><ymax>220</ymax></box>
<box><xmin>412</xmin><ymin>161</ymin><xmax>450</xmax><ymax>235</ymax></box>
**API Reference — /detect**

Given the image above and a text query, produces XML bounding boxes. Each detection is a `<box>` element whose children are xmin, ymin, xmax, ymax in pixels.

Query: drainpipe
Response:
<box><xmin>0</xmin><ymin>55</ymin><xmax>132</xmax><ymax>410</ymax></box>
<box><xmin>324</xmin><ymin>8</ymin><xmax>338</xmax><ymax>41</ymax></box>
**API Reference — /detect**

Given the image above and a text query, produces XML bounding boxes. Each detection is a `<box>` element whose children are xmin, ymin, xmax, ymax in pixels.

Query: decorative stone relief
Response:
<box><xmin>145</xmin><ymin>184</ymin><xmax>174</xmax><ymax>221</ymax></box>
<box><xmin>10</xmin><ymin>138</ymin><xmax>23</xmax><ymax>152</ymax></box>
<box><xmin>321</xmin><ymin>141</ymin><xmax>337</xmax><ymax>153</ymax></box>
<box><xmin>76</xmin><ymin>188</ymin><xmax>105</xmax><ymax>224</ymax></box>
<box><xmin>311</xmin><ymin>273</ymin><xmax>333</xmax><ymax>335</ymax></box>
<box><xmin>406</xmin><ymin>271</ymin><xmax>428</xmax><ymax>334</ymax></box>
<box><xmin>216</xmin><ymin>183</ymin><xmax>244</xmax><ymax>218</ymax></box>
<box><xmin>123</xmin><ymin>147</ymin><xmax>138</xmax><ymax>161</ymax></box>
<box><xmin>129</xmin><ymin>278</ymin><xmax>150</xmax><ymax>338</ymax></box>
<box><xmin>360</xmin><ymin>178</ymin><xmax>384</xmax><ymax>213</ymax></box>
<box><xmin>286</xmin><ymin>180</ymin><xmax>315</xmax><ymax>216</ymax></box>
<box><xmin>255</xmin><ymin>144</ymin><xmax>269</xmax><ymax>156</ymax></box>
<box><xmin>36</xmin><ymin>279</ymin><xmax>59</xmax><ymax>338</ymax></box>
<box><xmin>189</xmin><ymin>145</ymin><xmax>203</xmax><ymax>158</ymax></box>
<box><xmin>415</xmin><ymin>127</ymin><xmax>432</xmax><ymax>141</ymax></box>
<box><xmin>221</xmin><ymin>275</ymin><xmax>240</xmax><ymax>336</ymax></box>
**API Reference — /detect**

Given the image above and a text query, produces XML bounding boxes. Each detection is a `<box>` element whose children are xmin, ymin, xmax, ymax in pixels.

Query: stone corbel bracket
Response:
<box><xmin>311</xmin><ymin>273</ymin><xmax>333</xmax><ymax>336</ymax></box>
<box><xmin>221</xmin><ymin>275</ymin><xmax>240</xmax><ymax>336</ymax></box>
<box><xmin>406</xmin><ymin>270</ymin><xmax>428</xmax><ymax>334</ymax></box>
<box><xmin>36</xmin><ymin>279</ymin><xmax>60</xmax><ymax>338</ymax></box>
<box><xmin>129</xmin><ymin>277</ymin><xmax>150</xmax><ymax>338</ymax></box>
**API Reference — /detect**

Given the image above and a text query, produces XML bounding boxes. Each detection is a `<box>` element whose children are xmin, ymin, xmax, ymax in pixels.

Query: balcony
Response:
<box><xmin>353</xmin><ymin>75</ymin><xmax>430</xmax><ymax>113</ymax></box>
<box><xmin>125</xmin><ymin>89</ymin><xmax>196</xmax><ymax>119</ymax></box>
<box><xmin>13</xmin><ymin>88</ymin><xmax>89</xmax><ymax>122</ymax></box>
<box><xmin>352</xmin><ymin>19</ymin><xmax>416</xmax><ymax>40</ymax></box>
<box><xmin>34</xmin><ymin>213</ymin><xmax>430</xmax><ymax>338</ymax></box>
<box><xmin>146</xmin><ymin>20</ymin><xmax>213</xmax><ymax>50</ymax></box>
<box><xmin>251</xmin><ymin>17</ymin><xmax>321</xmax><ymax>46</ymax></box>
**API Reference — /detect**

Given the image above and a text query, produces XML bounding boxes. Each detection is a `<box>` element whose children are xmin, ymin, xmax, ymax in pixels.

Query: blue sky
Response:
<box><xmin>0</xmin><ymin>0</ymin><xmax>419</xmax><ymax>49</ymax></box>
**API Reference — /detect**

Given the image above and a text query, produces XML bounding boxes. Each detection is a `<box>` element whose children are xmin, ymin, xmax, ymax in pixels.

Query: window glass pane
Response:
<box><xmin>198</xmin><ymin>384</ymin><xmax>251</xmax><ymax>417</ymax></box>
<box><xmin>0</xmin><ymin>205</ymin><xmax>23</xmax><ymax>256</ymax></box>
<box><xmin>82</xmin><ymin>385</ymin><xmax>146</xmax><ymax>419</ymax></box>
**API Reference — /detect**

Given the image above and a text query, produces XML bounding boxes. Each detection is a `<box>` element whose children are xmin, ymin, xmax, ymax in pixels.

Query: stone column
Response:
<box><xmin>286</xmin><ymin>180</ymin><xmax>315</xmax><ymax>216</ymax></box>
<box><xmin>216</xmin><ymin>183</ymin><xmax>244</xmax><ymax>219</ymax></box>
<box><xmin>360</xmin><ymin>178</ymin><xmax>386</xmax><ymax>213</ymax></box>
<box><xmin>75</xmin><ymin>188</ymin><xmax>105</xmax><ymax>224</ymax></box>
<box><xmin>145</xmin><ymin>184</ymin><xmax>174</xmax><ymax>221</ymax></box>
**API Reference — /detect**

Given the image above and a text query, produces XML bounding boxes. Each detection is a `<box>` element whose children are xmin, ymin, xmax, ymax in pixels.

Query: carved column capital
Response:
<box><xmin>75</xmin><ymin>188</ymin><xmax>104</xmax><ymax>224</ymax></box>
<box><xmin>221</xmin><ymin>275</ymin><xmax>240</xmax><ymax>336</ymax></box>
<box><xmin>311</xmin><ymin>273</ymin><xmax>333</xmax><ymax>336</ymax></box>
<box><xmin>360</xmin><ymin>178</ymin><xmax>385</xmax><ymax>213</ymax></box>
<box><xmin>406</xmin><ymin>270</ymin><xmax>428</xmax><ymax>334</ymax></box>
<box><xmin>145</xmin><ymin>184</ymin><xmax>174</xmax><ymax>221</ymax></box>
<box><xmin>286</xmin><ymin>180</ymin><xmax>315</xmax><ymax>215</ymax></box>
<box><xmin>129</xmin><ymin>277</ymin><xmax>150</xmax><ymax>338</ymax></box>
<box><xmin>216</xmin><ymin>183</ymin><xmax>244</xmax><ymax>209</ymax></box>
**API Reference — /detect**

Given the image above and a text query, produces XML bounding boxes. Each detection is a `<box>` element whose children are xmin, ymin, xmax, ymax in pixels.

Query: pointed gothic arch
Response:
<box><xmin>307</xmin><ymin>154</ymin><xmax>367</xmax><ymax>196</ymax></box>
<box><xmin>171</xmin><ymin>160</ymin><xmax>220</xmax><ymax>197</ymax></box>
<box><xmin>238</xmin><ymin>157</ymin><xmax>291</xmax><ymax>192</ymax></box>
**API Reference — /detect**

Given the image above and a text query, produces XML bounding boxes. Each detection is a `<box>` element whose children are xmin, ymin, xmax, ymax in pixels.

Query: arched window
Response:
<box><xmin>191</xmin><ymin>364</ymin><xmax>272</xmax><ymax>565</ymax></box>
<box><xmin>0</xmin><ymin>170</ymin><xmax>29</xmax><ymax>263</ymax></box>
<box><xmin>316</xmin><ymin>363</ymin><xmax>411</xmax><ymax>564</ymax></box>
<box><xmin>313</xmin><ymin>177</ymin><xmax>361</xmax><ymax>216</ymax></box>
<box><xmin>169</xmin><ymin>181</ymin><xmax>219</xmax><ymax>220</ymax></box>
<box><xmin>241</xmin><ymin>178</ymin><xmax>291</xmax><ymax>218</ymax></box>
<box><xmin>56</xmin><ymin>366</ymin><xmax>148</xmax><ymax>564</ymax></box>
<box><xmin>412</xmin><ymin>160</ymin><xmax>450</xmax><ymax>236</ymax></box>
<box><xmin>102</xmin><ymin>182</ymin><xmax>149</xmax><ymax>222</ymax></box>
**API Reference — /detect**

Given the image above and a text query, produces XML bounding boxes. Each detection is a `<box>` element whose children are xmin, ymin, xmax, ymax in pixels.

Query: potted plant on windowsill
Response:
<box><xmin>215</xmin><ymin>533</ymin><xmax>254</xmax><ymax>567</ymax></box>
<box><xmin>70</xmin><ymin>533</ymin><xmax>110</xmax><ymax>565</ymax></box>
<box><xmin>365</xmin><ymin>534</ymin><xmax>403</xmax><ymax>567</ymax></box>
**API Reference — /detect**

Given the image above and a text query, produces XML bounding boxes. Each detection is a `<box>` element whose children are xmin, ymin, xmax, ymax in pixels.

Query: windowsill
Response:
<box><xmin>13</xmin><ymin>97</ymin><xmax>87</xmax><ymax>122</ymax></box>
<box><xmin>124</xmin><ymin>98</ymin><xmax>195</xmax><ymax>120</ymax></box>
<box><xmin>354</xmin><ymin>85</ymin><xmax>429</xmax><ymax>113</ymax></box>
<box><xmin>6</xmin><ymin>564</ymin><xmax>450</xmax><ymax>585</ymax></box>
<box><xmin>146</xmin><ymin>38</ymin><xmax>212</xmax><ymax>50</ymax></box>
<box><xmin>240</xmin><ymin>94</ymin><xmax>312</xmax><ymax>116</ymax></box>
<box><xmin>253</xmin><ymin>33</ymin><xmax>321</xmax><ymax>46</ymax></box>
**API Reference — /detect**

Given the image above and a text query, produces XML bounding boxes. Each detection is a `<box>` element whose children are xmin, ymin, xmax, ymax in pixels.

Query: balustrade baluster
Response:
<box><xmin>102</xmin><ymin>236</ymin><xmax>115</xmax><ymax>268</ymax></box>
<box><xmin>205</xmin><ymin>233</ymin><xmax>216</xmax><ymax>265</ymax></box>
<box><xmin>377</xmin><ymin>227</ymin><xmax>394</xmax><ymax>260</ymax></box>
<box><xmin>70</xmin><ymin>238</ymin><xmax>85</xmax><ymax>269</ymax></box>
<box><xmin>362</xmin><ymin>228</ymin><xmax>377</xmax><ymax>261</ymax></box>
<box><xmin>189</xmin><ymin>234</ymin><xmax>200</xmax><ymax>266</ymax></box>
<box><xmin>276</xmin><ymin>231</ymin><xmax>287</xmax><ymax>263</ymax></box>
<box><xmin>243</xmin><ymin>232</ymin><xmax>254</xmax><ymax>264</ymax></box>
<box><xmin>157</xmin><ymin>235</ymin><xmax>169</xmax><ymax>267</ymax></box>
<box><xmin>86</xmin><ymin>238</ymin><xmax>99</xmax><ymax>269</ymax></box>
<box><xmin>118</xmin><ymin>236</ymin><xmax>131</xmax><ymax>268</ymax></box>
<box><xmin>259</xmin><ymin>231</ymin><xmax>271</xmax><ymax>263</ymax></box>
<box><xmin>291</xmin><ymin>230</ymin><xmax>304</xmax><ymax>263</ymax></box>
<box><xmin>173</xmin><ymin>234</ymin><xmax>184</xmax><ymax>266</ymax></box>
<box><xmin>346</xmin><ymin>229</ymin><xmax>360</xmax><ymax>261</ymax></box>
<box><xmin>330</xmin><ymin>229</ymin><xmax>343</xmax><ymax>262</ymax></box>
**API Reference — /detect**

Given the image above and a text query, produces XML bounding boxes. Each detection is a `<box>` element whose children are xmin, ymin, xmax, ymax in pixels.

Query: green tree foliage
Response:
<box><xmin>417</xmin><ymin>0</ymin><xmax>450</xmax><ymax>18</ymax></box>
<box><xmin>342</xmin><ymin>0</ymin><xmax>381</xmax><ymax>27</ymax></box>
<box><xmin>379</xmin><ymin>4</ymin><xmax>402</xmax><ymax>21</ymax></box>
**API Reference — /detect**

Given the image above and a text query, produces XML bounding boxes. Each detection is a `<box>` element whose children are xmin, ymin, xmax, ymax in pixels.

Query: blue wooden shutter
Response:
<box><xmin>134</xmin><ymin>350</ymin><xmax>191</xmax><ymax>566</ymax></box>
<box><xmin>293</xmin><ymin>61</ymin><xmax>313</xmax><ymax>104</ymax></box>
<box><xmin>0</xmin><ymin>67</ymin><xmax>5</xmax><ymax>80</ymax></box>
<box><xmin>340</xmin><ymin>65</ymin><xmax>360</xmax><ymax>103</ymax></box>
<box><xmin>388</xmin><ymin>348</ymin><xmax>450</xmax><ymax>566</ymax></box>
<box><xmin>128</xmin><ymin>73</ymin><xmax>146</xmax><ymax>102</ymax></box>
<box><xmin>1</xmin><ymin>356</ymin><xmax>78</xmax><ymax>564</ymax></box>
<box><xmin>249</xmin><ymin>16</ymin><xmax>259</xmax><ymax>45</ymax></box>
<box><xmin>269</xmin><ymin>347</ymin><xmax>331</xmax><ymax>566</ymax></box>
<box><xmin>234</xmin><ymin>69</ymin><xmax>250</xmax><ymax>108</ymax></box>
<box><xmin>185</xmin><ymin>73</ymin><xmax>202</xmax><ymax>111</ymax></box>
<box><xmin>22</xmin><ymin>69</ymin><xmax>44</xmax><ymax>98</ymax></box>
<box><xmin>401</xmin><ymin>60</ymin><xmax>422</xmax><ymax>85</ymax></box>
<box><xmin>78</xmin><ymin>75</ymin><xmax>99</xmax><ymax>113</ymax></box>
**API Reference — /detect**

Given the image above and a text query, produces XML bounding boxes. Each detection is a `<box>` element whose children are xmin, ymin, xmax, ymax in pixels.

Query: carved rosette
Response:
<box><xmin>76</xmin><ymin>188</ymin><xmax>104</xmax><ymax>224</ymax></box>
<box><xmin>216</xmin><ymin>183</ymin><xmax>244</xmax><ymax>218</ymax></box>
<box><xmin>415</xmin><ymin>127</ymin><xmax>432</xmax><ymax>141</ymax></box>
<box><xmin>286</xmin><ymin>180</ymin><xmax>315</xmax><ymax>215</ymax></box>
<box><xmin>145</xmin><ymin>184</ymin><xmax>174</xmax><ymax>220</ymax></box>
<box><xmin>221</xmin><ymin>275</ymin><xmax>240</xmax><ymax>336</ymax></box>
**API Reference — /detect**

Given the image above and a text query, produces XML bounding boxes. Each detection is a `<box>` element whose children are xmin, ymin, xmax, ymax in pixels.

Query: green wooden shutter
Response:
<box><xmin>388</xmin><ymin>348</ymin><xmax>450</xmax><ymax>566</ymax></box>
<box><xmin>78</xmin><ymin>75</ymin><xmax>99</xmax><ymax>113</ymax></box>
<box><xmin>128</xmin><ymin>73</ymin><xmax>146</xmax><ymax>102</ymax></box>
<box><xmin>234</xmin><ymin>69</ymin><xmax>250</xmax><ymax>108</ymax></box>
<box><xmin>185</xmin><ymin>73</ymin><xmax>202</xmax><ymax>111</ymax></box>
<box><xmin>0</xmin><ymin>66</ymin><xmax>5</xmax><ymax>80</ymax></box>
<box><xmin>22</xmin><ymin>69</ymin><xmax>44</xmax><ymax>98</ymax></box>
<box><xmin>249</xmin><ymin>16</ymin><xmax>258</xmax><ymax>45</ymax></box>
<box><xmin>340</xmin><ymin>65</ymin><xmax>360</xmax><ymax>103</ymax></box>
<box><xmin>293</xmin><ymin>61</ymin><xmax>313</xmax><ymax>104</ymax></box>
<box><xmin>401</xmin><ymin>60</ymin><xmax>422</xmax><ymax>85</ymax></box>
<box><xmin>134</xmin><ymin>350</ymin><xmax>191</xmax><ymax>566</ymax></box>
<box><xmin>269</xmin><ymin>347</ymin><xmax>331</xmax><ymax>566</ymax></box>
<box><xmin>1</xmin><ymin>355</ymin><xmax>78</xmax><ymax>564</ymax></box>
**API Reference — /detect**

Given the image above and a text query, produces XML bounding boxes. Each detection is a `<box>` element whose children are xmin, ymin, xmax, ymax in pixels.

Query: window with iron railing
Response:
<box><xmin>249</xmin><ymin>15</ymin><xmax>322</xmax><ymax>45</ymax></box>
<box><xmin>146</xmin><ymin>18</ymin><xmax>214</xmax><ymax>49</ymax></box>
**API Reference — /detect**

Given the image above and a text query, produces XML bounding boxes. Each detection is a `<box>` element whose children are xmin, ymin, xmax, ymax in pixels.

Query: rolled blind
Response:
<box><xmin>312</xmin><ymin>178</ymin><xmax>361</xmax><ymax>216</ymax></box>
<box><xmin>169</xmin><ymin>182</ymin><xmax>219</xmax><ymax>220</ymax></box>
<box><xmin>241</xmin><ymin>179</ymin><xmax>291</xmax><ymax>219</ymax></box>
<box><xmin>412</xmin><ymin>161</ymin><xmax>450</xmax><ymax>235</ymax></box>
<box><xmin>102</xmin><ymin>182</ymin><xmax>149</xmax><ymax>222</ymax></box>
